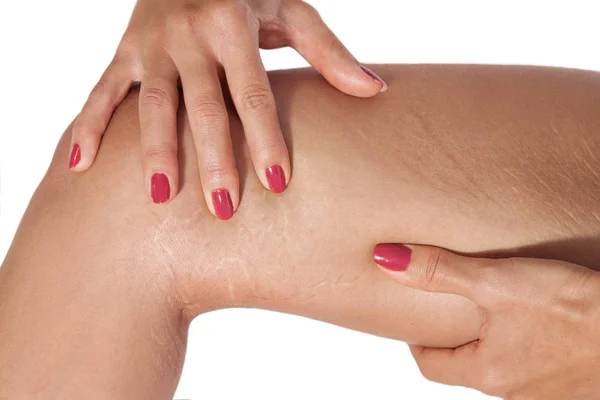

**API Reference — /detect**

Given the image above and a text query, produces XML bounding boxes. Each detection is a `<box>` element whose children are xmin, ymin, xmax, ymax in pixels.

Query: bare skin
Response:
<box><xmin>1</xmin><ymin>65</ymin><xmax>600</xmax><ymax>397</ymax></box>
<box><xmin>70</xmin><ymin>0</ymin><xmax>386</xmax><ymax>211</ymax></box>
<box><xmin>376</xmin><ymin>244</ymin><xmax>600</xmax><ymax>399</ymax></box>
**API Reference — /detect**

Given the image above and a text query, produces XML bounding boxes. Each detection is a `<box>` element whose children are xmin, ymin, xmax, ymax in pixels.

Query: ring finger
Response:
<box><xmin>138</xmin><ymin>50</ymin><xmax>180</xmax><ymax>204</ymax></box>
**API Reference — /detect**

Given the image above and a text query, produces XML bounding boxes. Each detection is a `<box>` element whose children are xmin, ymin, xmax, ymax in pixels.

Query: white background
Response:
<box><xmin>1</xmin><ymin>0</ymin><xmax>599</xmax><ymax>398</ymax></box>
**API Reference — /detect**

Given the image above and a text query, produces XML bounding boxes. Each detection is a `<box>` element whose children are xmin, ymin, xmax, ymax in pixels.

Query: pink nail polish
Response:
<box><xmin>69</xmin><ymin>144</ymin><xmax>81</xmax><ymax>169</ymax></box>
<box><xmin>360</xmin><ymin>66</ymin><xmax>388</xmax><ymax>92</ymax></box>
<box><xmin>212</xmin><ymin>189</ymin><xmax>234</xmax><ymax>220</ymax></box>
<box><xmin>266</xmin><ymin>165</ymin><xmax>286</xmax><ymax>194</ymax></box>
<box><xmin>151</xmin><ymin>173</ymin><xmax>170</xmax><ymax>204</ymax></box>
<box><xmin>373</xmin><ymin>244</ymin><xmax>412</xmax><ymax>271</ymax></box>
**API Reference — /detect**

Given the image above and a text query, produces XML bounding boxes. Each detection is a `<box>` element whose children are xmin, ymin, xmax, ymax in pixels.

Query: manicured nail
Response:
<box><xmin>212</xmin><ymin>189</ymin><xmax>234</xmax><ymax>220</ymax></box>
<box><xmin>69</xmin><ymin>144</ymin><xmax>81</xmax><ymax>169</ymax></box>
<box><xmin>360</xmin><ymin>66</ymin><xmax>388</xmax><ymax>92</ymax></box>
<box><xmin>151</xmin><ymin>173</ymin><xmax>170</xmax><ymax>204</ymax></box>
<box><xmin>266</xmin><ymin>164</ymin><xmax>286</xmax><ymax>194</ymax></box>
<box><xmin>373</xmin><ymin>244</ymin><xmax>412</xmax><ymax>271</ymax></box>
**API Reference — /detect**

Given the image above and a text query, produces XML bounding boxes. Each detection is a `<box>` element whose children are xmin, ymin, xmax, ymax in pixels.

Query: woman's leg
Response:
<box><xmin>2</xmin><ymin>64</ymin><xmax>600</xmax><ymax>396</ymax></box>
<box><xmin>0</xmin><ymin>128</ymin><xmax>189</xmax><ymax>397</ymax></box>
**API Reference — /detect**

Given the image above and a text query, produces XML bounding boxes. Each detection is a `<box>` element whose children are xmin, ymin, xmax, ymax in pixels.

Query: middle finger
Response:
<box><xmin>174</xmin><ymin>49</ymin><xmax>239</xmax><ymax>220</ymax></box>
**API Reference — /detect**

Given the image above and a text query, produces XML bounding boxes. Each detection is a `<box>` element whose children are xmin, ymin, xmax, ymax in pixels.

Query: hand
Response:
<box><xmin>68</xmin><ymin>0</ymin><xmax>387</xmax><ymax>217</ymax></box>
<box><xmin>373</xmin><ymin>243</ymin><xmax>600</xmax><ymax>399</ymax></box>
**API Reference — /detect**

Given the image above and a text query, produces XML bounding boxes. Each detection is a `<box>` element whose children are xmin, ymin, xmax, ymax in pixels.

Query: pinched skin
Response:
<box><xmin>1</xmin><ymin>65</ymin><xmax>600</xmax><ymax>397</ymax></box>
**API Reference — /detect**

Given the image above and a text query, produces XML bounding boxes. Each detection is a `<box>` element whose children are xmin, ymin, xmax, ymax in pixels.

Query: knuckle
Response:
<box><xmin>327</xmin><ymin>33</ymin><xmax>350</xmax><ymax>59</ymax></box>
<box><xmin>190</xmin><ymin>100</ymin><xmax>227</xmax><ymax>128</ymax></box>
<box><xmin>238</xmin><ymin>83</ymin><xmax>275</xmax><ymax>115</ymax></box>
<box><xmin>253</xmin><ymin>137</ymin><xmax>286</xmax><ymax>160</ymax></box>
<box><xmin>574</xmin><ymin>270</ymin><xmax>600</xmax><ymax>312</ymax></box>
<box><xmin>169</xmin><ymin>7</ymin><xmax>201</xmax><ymax>36</ymax></box>
<box><xmin>88</xmin><ymin>80</ymin><xmax>107</xmax><ymax>101</ymax></box>
<box><xmin>141</xmin><ymin>87</ymin><xmax>173</xmax><ymax>109</ymax></box>
<box><xmin>204</xmin><ymin>161</ymin><xmax>236</xmax><ymax>183</ymax></box>
<box><xmin>118</xmin><ymin>33</ymin><xmax>139</xmax><ymax>55</ymax></box>
<box><xmin>146</xmin><ymin>18</ymin><xmax>167</xmax><ymax>41</ymax></box>
<box><xmin>209</xmin><ymin>1</ymin><xmax>250</xmax><ymax>37</ymax></box>
<box><xmin>210</xmin><ymin>0</ymin><xmax>247</xmax><ymax>23</ymax></box>
<box><xmin>295</xmin><ymin>1</ymin><xmax>321</xmax><ymax>20</ymax></box>
<box><xmin>143</xmin><ymin>144</ymin><xmax>174</xmax><ymax>162</ymax></box>
<box><xmin>552</xmin><ymin>269</ymin><xmax>598</xmax><ymax>324</ymax></box>
<box><xmin>421</xmin><ymin>247</ymin><xmax>447</xmax><ymax>291</ymax></box>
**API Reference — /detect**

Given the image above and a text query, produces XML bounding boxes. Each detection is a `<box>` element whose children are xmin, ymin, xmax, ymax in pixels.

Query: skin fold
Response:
<box><xmin>1</xmin><ymin>64</ymin><xmax>600</xmax><ymax>397</ymax></box>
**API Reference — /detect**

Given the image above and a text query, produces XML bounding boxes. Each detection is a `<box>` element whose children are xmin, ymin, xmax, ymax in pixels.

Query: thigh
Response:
<box><xmin>3</xmin><ymin>64</ymin><xmax>600</xmax><ymax>355</ymax></box>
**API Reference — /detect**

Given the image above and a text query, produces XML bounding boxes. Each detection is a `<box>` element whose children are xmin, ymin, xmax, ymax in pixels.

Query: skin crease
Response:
<box><xmin>69</xmin><ymin>0</ymin><xmax>385</xmax><ymax>213</ymax></box>
<box><xmin>1</xmin><ymin>64</ymin><xmax>600</xmax><ymax>397</ymax></box>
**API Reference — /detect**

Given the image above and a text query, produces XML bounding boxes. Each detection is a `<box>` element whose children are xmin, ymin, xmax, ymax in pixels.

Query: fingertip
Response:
<box><xmin>287</xmin><ymin>8</ymin><xmax>386</xmax><ymax>98</ymax></box>
<box><xmin>248</xmin><ymin>137</ymin><xmax>291</xmax><ymax>194</ymax></box>
<box><xmin>211</xmin><ymin>188</ymin><xmax>235</xmax><ymax>220</ymax></box>
<box><xmin>150</xmin><ymin>172</ymin><xmax>173</xmax><ymax>204</ymax></box>
<box><xmin>69</xmin><ymin>139</ymin><xmax>103</xmax><ymax>172</ymax></box>
<box><xmin>70</xmin><ymin>117</ymin><xmax>104</xmax><ymax>172</ymax></box>
<box><xmin>265</xmin><ymin>164</ymin><xmax>288</xmax><ymax>194</ymax></box>
<box><xmin>360</xmin><ymin>65</ymin><xmax>388</xmax><ymax>93</ymax></box>
<box><xmin>68</xmin><ymin>143</ymin><xmax>82</xmax><ymax>170</ymax></box>
<box><xmin>197</xmin><ymin>163</ymin><xmax>240</xmax><ymax>220</ymax></box>
<box><xmin>373</xmin><ymin>243</ymin><xmax>413</xmax><ymax>272</ymax></box>
<box><xmin>324</xmin><ymin>65</ymin><xmax>388</xmax><ymax>99</ymax></box>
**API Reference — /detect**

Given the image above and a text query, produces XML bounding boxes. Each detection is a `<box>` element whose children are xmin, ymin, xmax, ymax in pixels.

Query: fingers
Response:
<box><xmin>283</xmin><ymin>2</ymin><xmax>387</xmax><ymax>98</ymax></box>
<box><xmin>174</xmin><ymin>51</ymin><xmax>239</xmax><ymax>220</ymax></box>
<box><xmin>372</xmin><ymin>244</ymin><xmax>497</xmax><ymax>305</ymax></box>
<box><xmin>221</xmin><ymin>29</ymin><xmax>290</xmax><ymax>194</ymax></box>
<box><xmin>409</xmin><ymin>343</ymin><xmax>480</xmax><ymax>388</ymax></box>
<box><xmin>70</xmin><ymin>60</ymin><xmax>136</xmax><ymax>171</ymax></box>
<box><xmin>138</xmin><ymin>52</ymin><xmax>180</xmax><ymax>204</ymax></box>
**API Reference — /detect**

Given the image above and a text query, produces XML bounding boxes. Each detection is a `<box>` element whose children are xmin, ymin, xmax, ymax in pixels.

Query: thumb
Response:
<box><xmin>373</xmin><ymin>244</ymin><xmax>491</xmax><ymax>303</ymax></box>
<box><xmin>283</xmin><ymin>2</ymin><xmax>387</xmax><ymax>97</ymax></box>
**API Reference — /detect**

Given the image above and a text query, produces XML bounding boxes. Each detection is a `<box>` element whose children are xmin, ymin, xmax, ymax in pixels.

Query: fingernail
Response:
<box><xmin>151</xmin><ymin>173</ymin><xmax>170</xmax><ymax>204</ymax></box>
<box><xmin>266</xmin><ymin>164</ymin><xmax>286</xmax><ymax>194</ymax></box>
<box><xmin>212</xmin><ymin>189</ymin><xmax>234</xmax><ymax>220</ymax></box>
<box><xmin>69</xmin><ymin>144</ymin><xmax>81</xmax><ymax>169</ymax></box>
<box><xmin>373</xmin><ymin>244</ymin><xmax>412</xmax><ymax>271</ymax></box>
<box><xmin>360</xmin><ymin>66</ymin><xmax>388</xmax><ymax>92</ymax></box>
